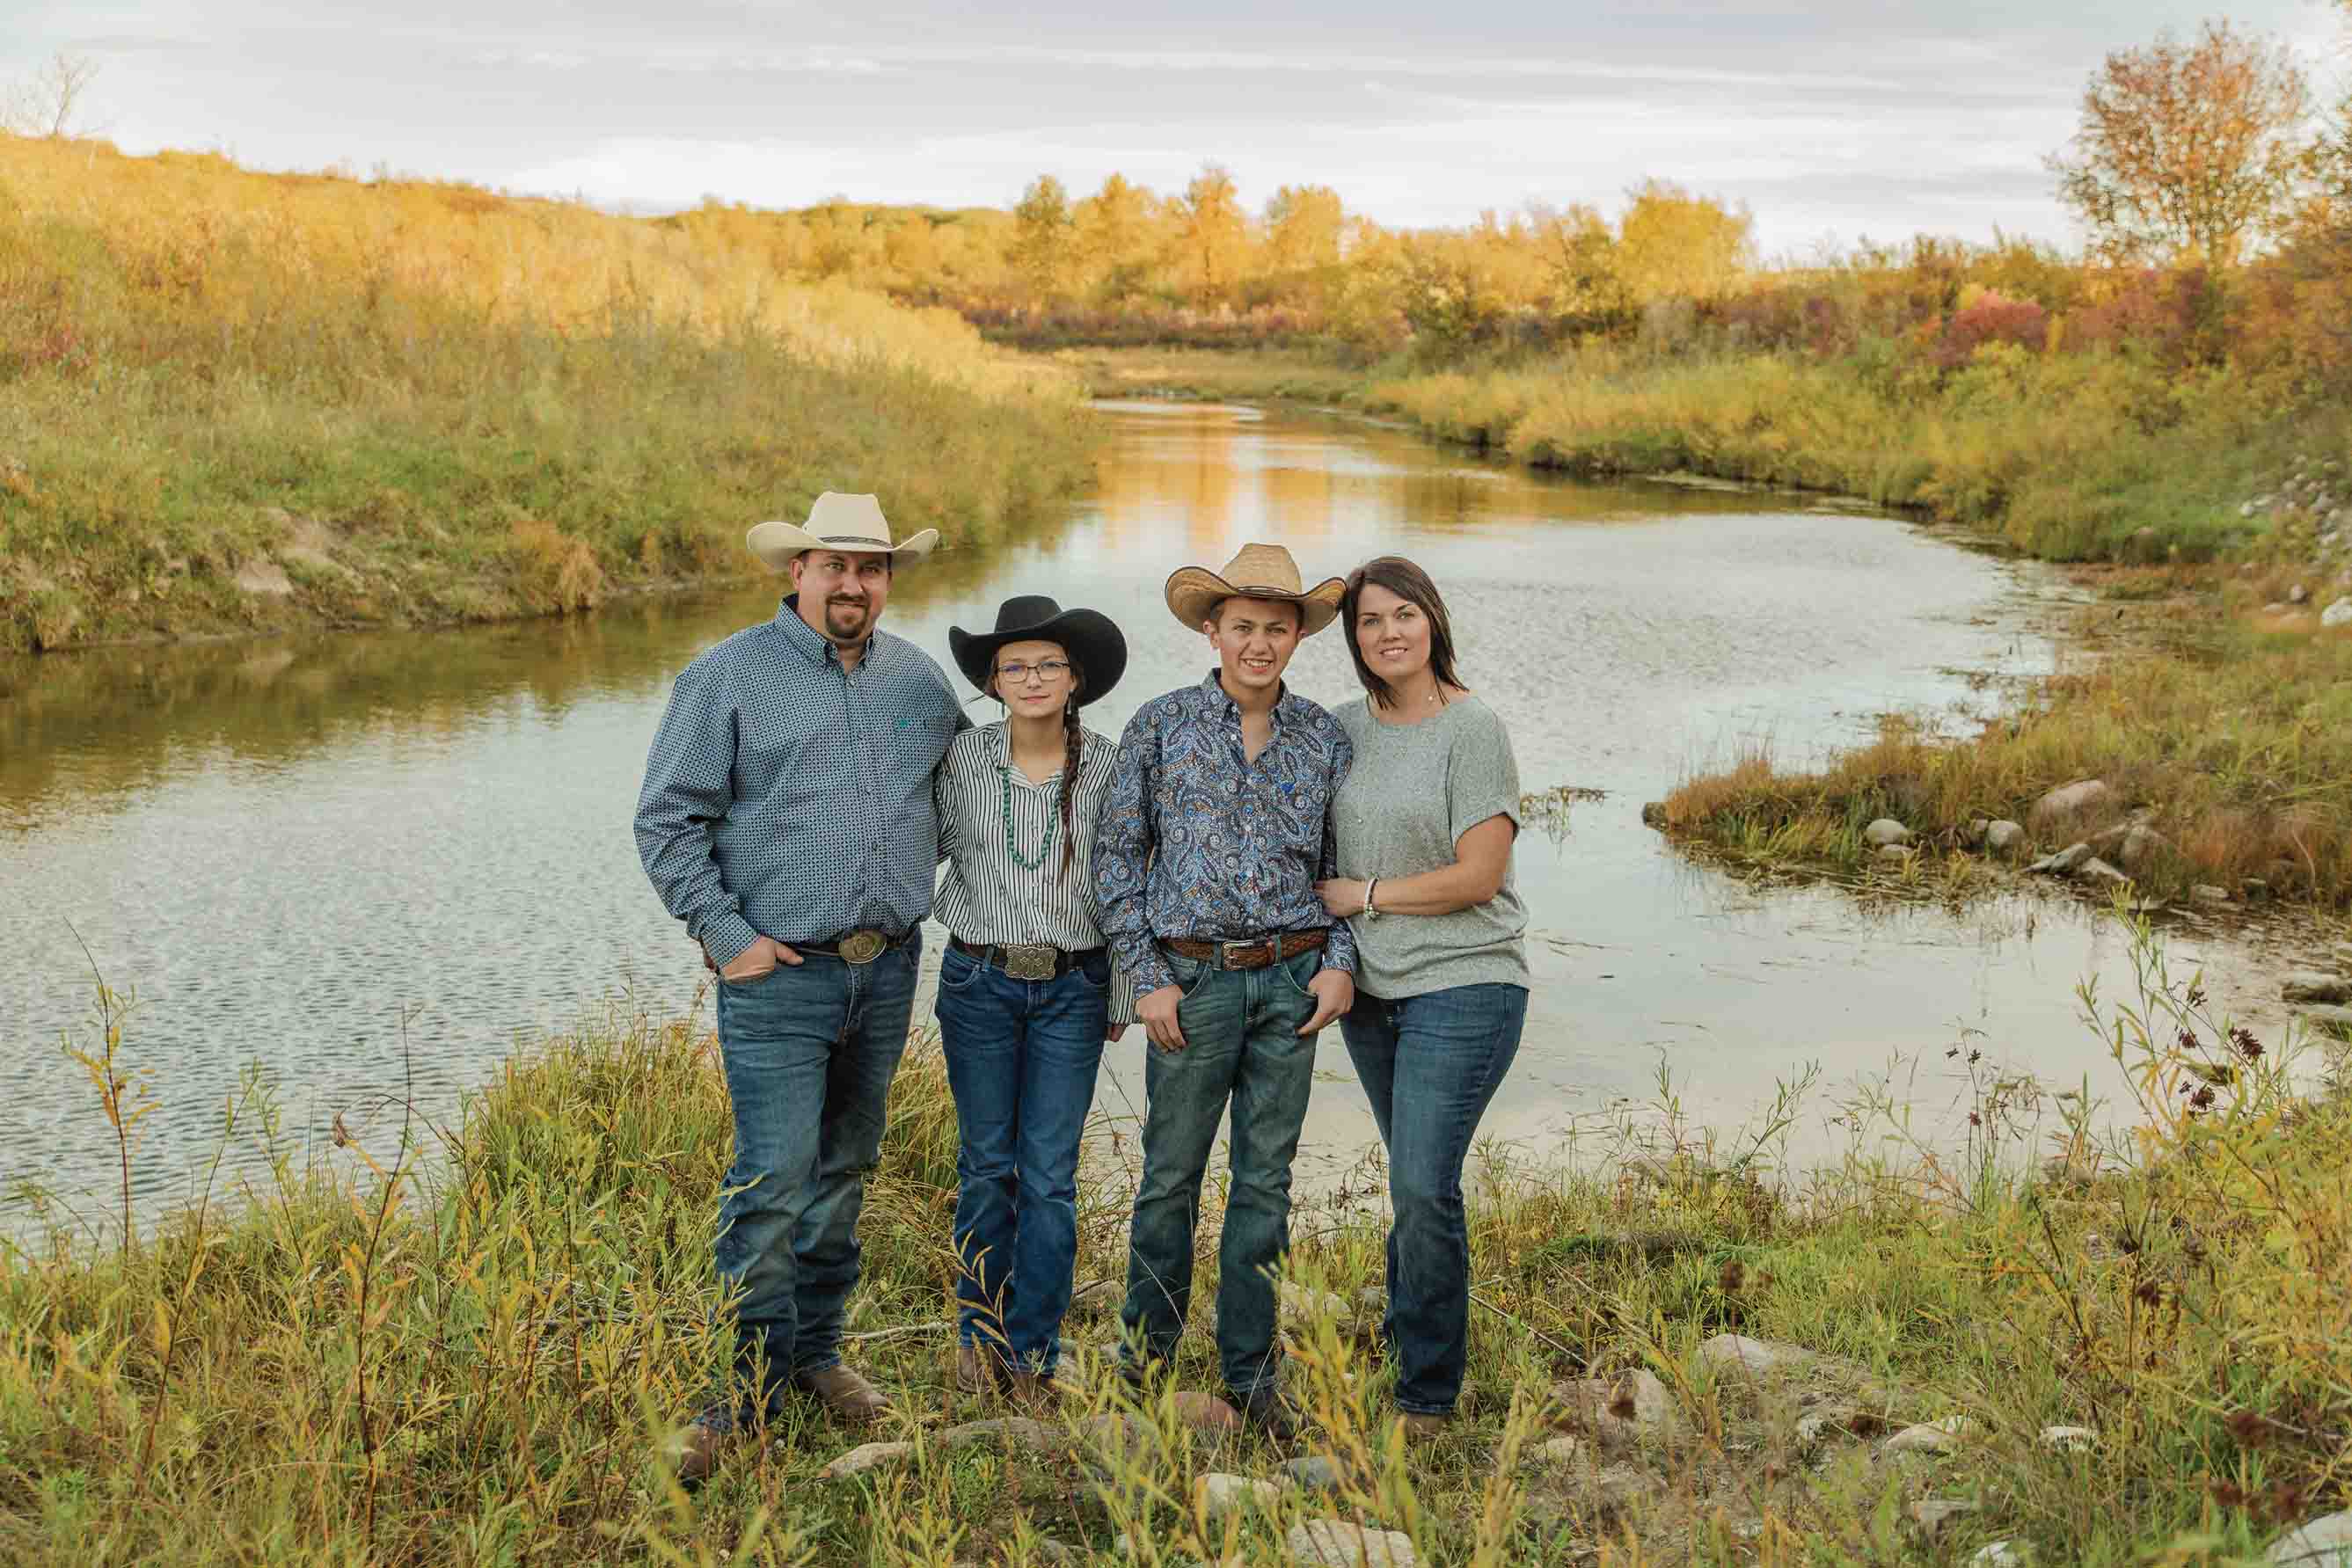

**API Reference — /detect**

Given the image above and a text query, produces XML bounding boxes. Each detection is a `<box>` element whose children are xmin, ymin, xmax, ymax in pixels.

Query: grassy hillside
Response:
<box><xmin>0</xmin><ymin>138</ymin><xmax>1099</xmax><ymax>653</ymax></box>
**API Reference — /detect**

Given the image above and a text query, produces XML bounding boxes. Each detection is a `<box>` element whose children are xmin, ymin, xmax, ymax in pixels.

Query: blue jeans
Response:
<box><xmin>1120</xmin><ymin>945</ymin><xmax>1321</xmax><ymax>1401</ymax></box>
<box><xmin>710</xmin><ymin>933</ymin><xmax>921</xmax><ymax>1424</ymax></box>
<box><xmin>1338</xmin><ymin>981</ymin><xmax>1526</xmax><ymax>1415</ymax></box>
<box><xmin>935</xmin><ymin>944</ymin><xmax>1112</xmax><ymax>1377</ymax></box>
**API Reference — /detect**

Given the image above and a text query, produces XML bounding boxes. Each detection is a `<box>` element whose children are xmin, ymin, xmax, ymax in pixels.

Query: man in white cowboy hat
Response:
<box><xmin>634</xmin><ymin>492</ymin><xmax>964</xmax><ymax>1482</ymax></box>
<box><xmin>1093</xmin><ymin>542</ymin><xmax>1357</xmax><ymax>1440</ymax></box>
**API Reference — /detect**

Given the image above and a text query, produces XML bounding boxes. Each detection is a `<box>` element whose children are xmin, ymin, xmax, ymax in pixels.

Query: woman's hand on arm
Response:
<box><xmin>1314</xmin><ymin>878</ymin><xmax>1370</xmax><ymax>919</ymax></box>
<box><xmin>1334</xmin><ymin>814</ymin><xmax>1516</xmax><ymax>918</ymax></box>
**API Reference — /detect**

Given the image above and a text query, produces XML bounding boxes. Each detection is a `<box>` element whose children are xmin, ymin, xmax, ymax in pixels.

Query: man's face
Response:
<box><xmin>790</xmin><ymin>550</ymin><xmax>893</xmax><ymax>644</ymax></box>
<box><xmin>1204</xmin><ymin>597</ymin><xmax>1301</xmax><ymax>697</ymax></box>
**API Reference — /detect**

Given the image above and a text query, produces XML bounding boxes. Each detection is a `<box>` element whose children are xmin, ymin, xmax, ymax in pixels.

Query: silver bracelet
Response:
<box><xmin>1362</xmin><ymin>877</ymin><xmax>1380</xmax><ymax>919</ymax></box>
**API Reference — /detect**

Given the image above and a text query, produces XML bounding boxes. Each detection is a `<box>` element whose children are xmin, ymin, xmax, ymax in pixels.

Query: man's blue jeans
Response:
<box><xmin>710</xmin><ymin>934</ymin><xmax>920</xmax><ymax>1424</ymax></box>
<box><xmin>1338</xmin><ymin>981</ymin><xmax>1526</xmax><ymax>1415</ymax></box>
<box><xmin>1120</xmin><ymin>945</ymin><xmax>1320</xmax><ymax>1401</ymax></box>
<box><xmin>934</xmin><ymin>944</ymin><xmax>1112</xmax><ymax>1378</ymax></box>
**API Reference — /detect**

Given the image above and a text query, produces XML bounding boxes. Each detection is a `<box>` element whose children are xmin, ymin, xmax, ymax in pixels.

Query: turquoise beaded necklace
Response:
<box><xmin>1000</xmin><ymin>762</ymin><xmax>1059</xmax><ymax>872</ymax></box>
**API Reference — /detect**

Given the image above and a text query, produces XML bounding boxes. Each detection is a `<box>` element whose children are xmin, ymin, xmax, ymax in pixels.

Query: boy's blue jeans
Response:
<box><xmin>1119</xmin><ymin>945</ymin><xmax>1321</xmax><ymax>1402</ymax></box>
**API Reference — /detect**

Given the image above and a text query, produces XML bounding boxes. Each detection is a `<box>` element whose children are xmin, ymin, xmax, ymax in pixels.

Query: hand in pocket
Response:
<box><xmin>718</xmin><ymin>935</ymin><xmax>802</xmax><ymax>982</ymax></box>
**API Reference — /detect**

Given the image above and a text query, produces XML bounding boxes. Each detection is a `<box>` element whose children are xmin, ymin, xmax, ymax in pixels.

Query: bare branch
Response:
<box><xmin>4</xmin><ymin>52</ymin><xmax>99</xmax><ymax>140</ymax></box>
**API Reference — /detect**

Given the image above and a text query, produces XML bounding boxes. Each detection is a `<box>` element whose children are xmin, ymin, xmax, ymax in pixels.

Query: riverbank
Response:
<box><xmin>1340</xmin><ymin>342</ymin><xmax>2352</xmax><ymax>922</ymax></box>
<box><xmin>1648</xmin><ymin>550</ymin><xmax>2352</xmax><ymax>920</ymax></box>
<box><xmin>1359</xmin><ymin>346</ymin><xmax>2348</xmax><ymax>565</ymax></box>
<box><xmin>0</xmin><ymin>138</ymin><xmax>1099</xmax><ymax>654</ymax></box>
<box><xmin>1053</xmin><ymin>344</ymin><xmax>1384</xmax><ymax>405</ymax></box>
<box><xmin>6</xmin><ymin>923</ymin><xmax>2347</xmax><ymax>1565</ymax></box>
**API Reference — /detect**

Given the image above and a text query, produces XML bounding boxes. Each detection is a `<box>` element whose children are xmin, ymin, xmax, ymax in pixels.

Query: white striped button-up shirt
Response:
<box><xmin>933</xmin><ymin>721</ymin><xmax>1117</xmax><ymax>951</ymax></box>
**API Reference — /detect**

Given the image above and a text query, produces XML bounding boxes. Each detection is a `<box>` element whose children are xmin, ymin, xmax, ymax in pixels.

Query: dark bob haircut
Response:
<box><xmin>1340</xmin><ymin>555</ymin><xmax>1464</xmax><ymax>711</ymax></box>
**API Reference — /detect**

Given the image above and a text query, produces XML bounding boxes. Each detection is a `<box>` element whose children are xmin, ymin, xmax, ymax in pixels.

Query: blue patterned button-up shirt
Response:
<box><xmin>634</xmin><ymin>595</ymin><xmax>966</xmax><ymax>968</ymax></box>
<box><xmin>1094</xmin><ymin>670</ymin><xmax>1356</xmax><ymax>997</ymax></box>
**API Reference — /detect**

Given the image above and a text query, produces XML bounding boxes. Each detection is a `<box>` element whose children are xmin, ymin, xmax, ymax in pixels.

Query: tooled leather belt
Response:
<box><xmin>950</xmin><ymin>937</ymin><xmax>1100</xmax><ymax>981</ymax></box>
<box><xmin>1159</xmin><ymin>930</ymin><xmax>1329</xmax><ymax>971</ymax></box>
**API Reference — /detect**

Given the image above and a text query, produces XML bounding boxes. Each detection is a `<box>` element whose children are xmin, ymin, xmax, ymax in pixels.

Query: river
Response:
<box><xmin>0</xmin><ymin>400</ymin><xmax>2300</xmax><ymax>1230</ymax></box>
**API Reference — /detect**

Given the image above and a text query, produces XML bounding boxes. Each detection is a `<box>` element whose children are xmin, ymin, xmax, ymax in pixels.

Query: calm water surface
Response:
<box><xmin>0</xmin><ymin>403</ymin><xmax>2305</xmax><ymax>1225</ymax></box>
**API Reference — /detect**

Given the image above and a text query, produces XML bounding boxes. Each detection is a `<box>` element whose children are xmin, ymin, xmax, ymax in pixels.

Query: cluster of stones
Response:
<box><xmin>817</xmin><ymin>1327</ymin><xmax>2352</xmax><ymax>1564</ymax></box>
<box><xmin>2240</xmin><ymin>456</ymin><xmax>2352</xmax><ymax>628</ymax></box>
<box><xmin>1860</xmin><ymin>778</ymin><xmax>2166</xmax><ymax>893</ymax></box>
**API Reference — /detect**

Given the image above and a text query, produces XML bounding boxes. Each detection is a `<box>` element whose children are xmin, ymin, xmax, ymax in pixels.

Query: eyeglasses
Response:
<box><xmin>996</xmin><ymin>660</ymin><xmax>1072</xmax><ymax>685</ymax></box>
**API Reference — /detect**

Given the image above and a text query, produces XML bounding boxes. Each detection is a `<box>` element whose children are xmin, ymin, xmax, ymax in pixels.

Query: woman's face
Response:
<box><xmin>1353</xmin><ymin>581</ymin><xmax>1431</xmax><ymax>689</ymax></box>
<box><xmin>991</xmin><ymin>638</ymin><xmax>1077</xmax><ymax>721</ymax></box>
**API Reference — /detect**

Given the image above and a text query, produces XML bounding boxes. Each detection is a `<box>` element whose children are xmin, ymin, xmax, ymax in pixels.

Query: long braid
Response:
<box><xmin>1057</xmin><ymin>657</ymin><xmax>1085</xmax><ymax>879</ymax></box>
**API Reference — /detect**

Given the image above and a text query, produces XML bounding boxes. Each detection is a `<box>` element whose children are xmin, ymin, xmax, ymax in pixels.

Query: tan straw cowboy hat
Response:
<box><xmin>746</xmin><ymin>492</ymin><xmax>939</xmax><ymax>571</ymax></box>
<box><xmin>1164</xmin><ymin>543</ymin><xmax>1346</xmax><ymax>637</ymax></box>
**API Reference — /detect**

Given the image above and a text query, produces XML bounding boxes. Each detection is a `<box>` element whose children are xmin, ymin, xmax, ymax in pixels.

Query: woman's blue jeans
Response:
<box><xmin>934</xmin><ymin>943</ymin><xmax>1111</xmax><ymax>1377</ymax></box>
<box><xmin>1338</xmin><ymin>981</ymin><xmax>1527</xmax><ymax>1415</ymax></box>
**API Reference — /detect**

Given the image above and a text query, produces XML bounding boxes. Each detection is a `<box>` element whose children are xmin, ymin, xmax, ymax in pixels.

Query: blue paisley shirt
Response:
<box><xmin>634</xmin><ymin>595</ymin><xmax>966</xmax><ymax>967</ymax></box>
<box><xmin>1094</xmin><ymin>670</ymin><xmax>1356</xmax><ymax>997</ymax></box>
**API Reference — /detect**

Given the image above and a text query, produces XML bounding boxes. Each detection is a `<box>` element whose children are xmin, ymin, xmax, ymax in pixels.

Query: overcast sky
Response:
<box><xmin>14</xmin><ymin>2</ymin><xmax>2348</xmax><ymax>255</ymax></box>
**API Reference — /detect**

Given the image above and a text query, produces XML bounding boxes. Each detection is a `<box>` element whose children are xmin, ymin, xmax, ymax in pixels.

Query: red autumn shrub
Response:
<box><xmin>1933</xmin><ymin>291</ymin><xmax>2050</xmax><ymax>368</ymax></box>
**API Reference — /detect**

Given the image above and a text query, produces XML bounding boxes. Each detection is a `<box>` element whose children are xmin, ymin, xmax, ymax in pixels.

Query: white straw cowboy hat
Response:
<box><xmin>1164</xmin><ymin>543</ymin><xmax>1346</xmax><ymax>637</ymax></box>
<box><xmin>746</xmin><ymin>492</ymin><xmax>939</xmax><ymax>571</ymax></box>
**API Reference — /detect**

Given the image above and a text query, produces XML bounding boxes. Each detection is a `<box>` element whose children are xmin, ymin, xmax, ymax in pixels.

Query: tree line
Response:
<box><xmin>661</xmin><ymin>9</ymin><xmax>2352</xmax><ymax>378</ymax></box>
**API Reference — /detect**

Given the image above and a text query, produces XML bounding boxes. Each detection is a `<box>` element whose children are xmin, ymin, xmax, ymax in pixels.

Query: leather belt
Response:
<box><xmin>1160</xmin><ymin>930</ymin><xmax>1328</xmax><ymax>971</ymax></box>
<box><xmin>950</xmin><ymin>937</ymin><xmax>1100</xmax><ymax>981</ymax></box>
<box><xmin>800</xmin><ymin>928</ymin><xmax>910</xmax><ymax>965</ymax></box>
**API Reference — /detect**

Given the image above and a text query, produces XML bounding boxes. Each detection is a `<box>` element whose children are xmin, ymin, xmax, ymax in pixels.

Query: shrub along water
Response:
<box><xmin>0</xmin><ymin>138</ymin><xmax>1099</xmax><ymax>653</ymax></box>
<box><xmin>1362</xmin><ymin>339</ymin><xmax>2331</xmax><ymax>565</ymax></box>
<box><xmin>4</xmin><ymin>919</ymin><xmax>2346</xmax><ymax>1564</ymax></box>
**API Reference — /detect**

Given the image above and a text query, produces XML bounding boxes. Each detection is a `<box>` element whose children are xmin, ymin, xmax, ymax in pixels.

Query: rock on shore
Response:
<box><xmin>2283</xmin><ymin>974</ymin><xmax>2352</xmax><ymax>1006</ymax></box>
<box><xmin>2028</xmin><ymin>780</ymin><xmax>2110</xmax><ymax>830</ymax></box>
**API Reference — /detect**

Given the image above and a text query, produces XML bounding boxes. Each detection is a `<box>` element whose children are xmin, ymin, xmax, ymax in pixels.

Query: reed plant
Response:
<box><xmin>0</xmin><ymin>137</ymin><xmax>1099</xmax><ymax>653</ymax></box>
<box><xmin>4</xmin><ymin>915</ymin><xmax>2348</xmax><ymax>1564</ymax></box>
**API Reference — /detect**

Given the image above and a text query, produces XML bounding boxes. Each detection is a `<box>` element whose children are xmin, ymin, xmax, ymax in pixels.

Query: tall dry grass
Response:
<box><xmin>0</xmin><ymin>137</ymin><xmax>1099</xmax><ymax>652</ymax></box>
<box><xmin>4</xmin><ymin>918</ymin><xmax>2348</xmax><ymax>1564</ymax></box>
<box><xmin>1364</xmin><ymin>341</ymin><xmax>2336</xmax><ymax>564</ymax></box>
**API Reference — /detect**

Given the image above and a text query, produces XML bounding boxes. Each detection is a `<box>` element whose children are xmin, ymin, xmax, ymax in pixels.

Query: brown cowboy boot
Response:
<box><xmin>954</xmin><ymin>1342</ymin><xmax>998</xmax><ymax>1399</ymax></box>
<box><xmin>1004</xmin><ymin>1368</ymin><xmax>1063</xmax><ymax>1416</ymax></box>
<box><xmin>666</xmin><ymin>1412</ymin><xmax>731</xmax><ymax>1486</ymax></box>
<box><xmin>794</xmin><ymin>1364</ymin><xmax>895</xmax><ymax>1426</ymax></box>
<box><xmin>1397</xmin><ymin>1411</ymin><xmax>1451</xmax><ymax>1443</ymax></box>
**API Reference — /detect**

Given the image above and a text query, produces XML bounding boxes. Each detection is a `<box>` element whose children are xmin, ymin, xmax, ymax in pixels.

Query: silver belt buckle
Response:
<box><xmin>837</xmin><ymin>930</ymin><xmax>887</xmax><ymax>965</ymax></box>
<box><xmin>1220</xmin><ymin>938</ymin><xmax>1260</xmax><ymax>969</ymax></box>
<box><xmin>1001</xmin><ymin>943</ymin><xmax>1058</xmax><ymax>981</ymax></box>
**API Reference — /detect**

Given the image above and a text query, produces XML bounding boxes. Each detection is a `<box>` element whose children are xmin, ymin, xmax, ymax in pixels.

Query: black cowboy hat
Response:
<box><xmin>948</xmin><ymin>594</ymin><xmax>1128</xmax><ymax>707</ymax></box>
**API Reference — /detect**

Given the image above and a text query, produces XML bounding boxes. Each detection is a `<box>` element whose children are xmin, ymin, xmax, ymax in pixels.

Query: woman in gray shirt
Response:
<box><xmin>1314</xmin><ymin>555</ymin><xmax>1528</xmax><ymax>1438</ymax></box>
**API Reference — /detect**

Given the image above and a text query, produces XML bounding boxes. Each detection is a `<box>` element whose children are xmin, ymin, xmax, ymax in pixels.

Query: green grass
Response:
<box><xmin>1363</xmin><ymin>343</ymin><xmax>2342</xmax><ymax>565</ymax></box>
<box><xmin>5</xmin><ymin>918</ymin><xmax>2348</xmax><ymax>1564</ymax></box>
<box><xmin>1656</xmin><ymin>574</ymin><xmax>2352</xmax><ymax>915</ymax></box>
<box><xmin>0</xmin><ymin>140</ymin><xmax>1100</xmax><ymax>653</ymax></box>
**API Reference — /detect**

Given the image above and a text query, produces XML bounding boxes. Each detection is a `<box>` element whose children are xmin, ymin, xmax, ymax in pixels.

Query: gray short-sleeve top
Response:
<box><xmin>1331</xmin><ymin>694</ymin><xmax>1530</xmax><ymax>999</ymax></box>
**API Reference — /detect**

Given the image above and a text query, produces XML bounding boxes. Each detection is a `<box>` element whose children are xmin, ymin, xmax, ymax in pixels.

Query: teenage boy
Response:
<box><xmin>635</xmin><ymin>492</ymin><xmax>964</xmax><ymax>1483</ymax></box>
<box><xmin>1093</xmin><ymin>542</ymin><xmax>1355</xmax><ymax>1439</ymax></box>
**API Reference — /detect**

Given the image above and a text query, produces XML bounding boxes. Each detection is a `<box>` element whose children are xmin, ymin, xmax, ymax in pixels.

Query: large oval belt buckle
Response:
<box><xmin>838</xmin><ymin>930</ymin><xmax>887</xmax><ymax>966</ymax></box>
<box><xmin>1003</xmin><ymin>944</ymin><xmax>1057</xmax><ymax>981</ymax></box>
